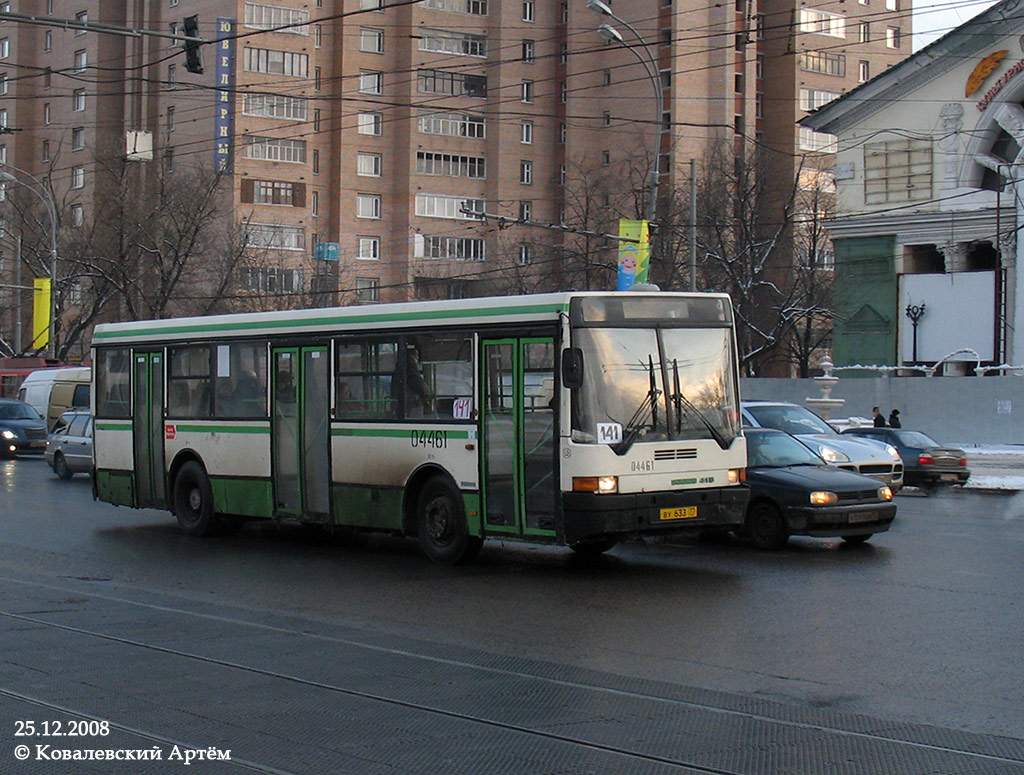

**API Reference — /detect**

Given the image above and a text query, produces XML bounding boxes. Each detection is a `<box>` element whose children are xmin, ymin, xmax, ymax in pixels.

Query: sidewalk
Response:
<box><xmin>955</xmin><ymin>446</ymin><xmax>1024</xmax><ymax>493</ymax></box>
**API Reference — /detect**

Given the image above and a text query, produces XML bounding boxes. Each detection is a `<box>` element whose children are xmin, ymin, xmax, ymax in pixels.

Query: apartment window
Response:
<box><xmin>244</xmin><ymin>136</ymin><xmax>307</xmax><ymax>163</ymax></box>
<box><xmin>422</xmin><ymin>0</ymin><xmax>488</xmax><ymax>14</ymax></box>
<box><xmin>360</xmin><ymin>0</ymin><xmax>384</xmax><ymax>9</ymax></box>
<box><xmin>521</xmin><ymin>80</ymin><xmax>534</xmax><ymax>103</ymax></box>
<box><xmin>357</xmin><ymin>152</ymin><xmax>382</xmax><ymax>176</ymax></box>
<box><xmin>246</xmin><ymin>224</ymin><xmax>306</xmax><ymax>250</ymax></box>
<box><xmin>359</xmin><ymin>70</ymin><xmax>383</xmax><ymax>94</ymax></box>
<box><xmin>415</xmin><ymin>194</ymin><xmax>485</xmax><ymax>220</ymax></box>
<box><xmin>798</xmin><ymin>127</ymin><xmax>838</xmax><ymax>153</ymax></box>
<box><xmin>522</xmin><ymin>0</ymin><xmax>534</xmax><ymax>21</ymax></box>
<box><xmin>0</xmin><ymin>73</ymin><xmax>6</xmax><ymax>96</ymax></box>
<box><xmin>559</xmin><ymin>123</ymin><xmax>567</xmax><ymax>144</ymax></box>
<box><xmin>360</xmin><ymin>27</ymin><xmax>384</xmax><ymax>53</ymax></box>
<box><xmin>244</xmin><ymin>3</ymin><xmax>310</xmax><ymax>34</ymax></box>
<box><xmin>70</xmin><ymin>204</ymin><xmax>84</xmax><ymax>227</ymax></box>
<box><xmin>72</xmin><ymin>127</ymin><xmax>85</xmax><ymax>150</ymax></box>
<box><xmin>44</xmin><ymin>103</ymin><xmax>50</xmax><ymax>125</ymax></box>
<box><xmin>167</xmin><ymin>64</ymin><xmax>177</xmax><ymax>89</ymax></box>
<box><xmin>315</xmin><ymin>25</ymin><xmax>322</xmax><ymax>48</ymax></box>
<box><xmin>422</xmin><ymin>235</ymin><xmax>485</xmax><ymax>260</ymax></box>
<box><xmin>603</xmin><ymin>111</ymin><xmax>612</xmax><ymax>127</ymax></box>
<box><xmin>417</xmin><ymin>69</ymin><xmax>487</xmax><ymax>97</ymax></box>
<box><xmin>604</xmin><ymin>69</ymin><xmax>612</xmax><ymax>86</ymax></box>
<box><xmin>517</xmin><ymin>244</ymin><xmax>532</xmax><ymax>266</ymax></box>
<box><xmin>355</xmin><ymin>278</ymin><xmax>380</xmax><ymax>304</ymax></box>
<box><xmin>417</xmin><ymin>111</ymin><xmax>485</xmax><ymax>138</ymax></box>
<box><xmin>864</xmin><ymin>139</ymin><xmax>932</xmax><ymax>204</ymax></box>
<box><xmin>518</xmin><ymin>200</ymin><xmax>532</xmax><ymax>220</ymax></box>
<box><xmin>358</xmin><ymin>112</ymin><xmax>383</xmax><ymax>135</ymax></box>
<box><xmin>311</xmin><ymin>191</ymin><xmax>319</xmax><ymax>216</ymax></box>
<box><xmin>419</xmin><ymin>28</ymin><xmax>487</xmax><ymax>57</ymax></box>
<box><xmin>74</xmin><ymin>50</ymin><xmax>87</xmax><ymax>72</ymax></box>
<box><xmin>521</xmin><ymin>120</ymin><xmax>533</xmax><ymax>144</ymax></box>
<box><xmin>416</xmin><ymin>152</ymin><xmax>486</xmax><ymax>178</ymax></box>
<box><xmin>44</xmin><ymin>30</ymin><xmax>51</xmax><ymax>50</ymax></box>
<box><xmin>886</xmin><ymin>26</ymin><xmax>901</xmax><ymax>49</ymax></box>
<box><xmin>244</xmin><ymin>47</ymin><xmax>308</xmax><ymax>77</ymax></box>
<box><xmin>72</xmin><ymin>166</ymin><xmax>85</xmax><ymax>189</ymax></box>
<box><xmin>42</xmin><ymin>140</ymin><xmax>49</xmax><ymax>161</ymax></box>
<box><xmin>314</xmin><ymin>66</ymin><xmax>321</xmax><ymax>91</ymax></box>
<box><xmin>75</xmin><ymin>10</ymin><xmax>87</xmax><ymax>33</ymax></box>
<box><xmin>313</xmin><ymin>108</ymin><xmax>321</xmax><ymax>132</ymax></box>
<box><xmin>250</xmin><ymin>180</ymin><xmax>296</xmax><ymax>206</ymax></box>
<box><xmin>357</xmin><ymin>194</ymin><xmax>381</xmax><ymax>219</ymax></box>
<box><xmin>522</xmin><ymin>39</ymin><xmax>535</xmax><ymax>63</ymax></box>
<box><xmin>164</xmin><ymin>106</ymin><xmax>175</xmax><ymax>132</ymax></box>
<box><xmin>859</xmin><ymin>60</ymin><xmax>870</xmax><ymax>82</ymax></box>
<box><xmin>357</xmin><ymin>237</ymin><xmax>380</xmax><ymax>260</ymax></box>
<box><xmin>858</xmin><ymin>22</ymin><xmax>870</xmax><ymax>43</ymax></box>
<box><xmin>799</xmin><ymin>9</ymin><xmax>845</xmax><ymax>38</ymax></box>
<box><xmin>243</xmin><ymin>267</ymin><xmax>303</xmax><ymax>294</ymax></box>
<box><xmin>560</xmin><ymin>42</ymin><xmax>568</xmax><ymax>64</ymax></box>
<box><xmin>756</xmin><ymin>92</ymin><xmax>764</xmax><ymax>119</ymax></box>
<box><xmin>560</xmin><ymin>81</ymin><xmax>567</xmax><ymax>102</ymax></box>
<box><xmin>561</xmin><ymin>2</ymin><xmax>568</xmax><ymax>23</ymax></box>
<box><xmin>312</xmin><ymin>150</ymin><xmax>319</xmax><ymax>173</ymax></box>
<box><xmin>0</xmin><ymin>39</ymin><xmax>8</xmax><ymax>60</ymax></box>
<box><xmin>243</xmin><ymin>93</ymin><xmax>307</xmax><ymax>120</ymax></box>
<box><xmin>519</xmin><ymin>160</ymin><xmax>533</xmax><ymax>185</ymax></box>
<box><xmin>602</xmin><ymin>150</ymin><xmax>611</xmax><ymax>166</ymax></box>
<box><xmin>559</xmin><ymin>164</ymin><xmax>566</xmax><ymax>185</ymax></box>
<box><xmin>885</xmin><ymin>0</ymin><xmax>897</xmax><ymax>9</ymax></box>
<box><xmin>799</xmin><ymin>87</ymin><xmax>841</xmax><ymax>111</ymax></box>
<box><xmin>799</xmin><ymin>50</ymin><xmax>846</xmax><ymax>77</ymax></box>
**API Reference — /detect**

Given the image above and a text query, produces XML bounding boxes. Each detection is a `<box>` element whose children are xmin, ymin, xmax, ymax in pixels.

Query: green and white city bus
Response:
<box><xmin>91</xmin><ymin>292</ymin><xmax>748</xmax><ymax>563</ymax></box>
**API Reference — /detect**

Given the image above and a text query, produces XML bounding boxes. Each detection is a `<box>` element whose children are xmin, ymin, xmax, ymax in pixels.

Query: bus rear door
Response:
<box><xmin>132</xmin><ymin>352</ymin><xmax>166</xmax><ymax>508</ymax></box>
<box><xmin>271</xmin><ymin>347</ymin><xmax>331</xmax><ymax>522</ymax></box>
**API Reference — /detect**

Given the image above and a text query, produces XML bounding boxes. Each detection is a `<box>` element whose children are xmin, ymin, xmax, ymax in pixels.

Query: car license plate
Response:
<box><xmin>849</xmin><ymin>510</ymin><xmax>877</xmax><ymax>524</ymax></box>
<box><xmin>660</xmin><ymin>506</ymin><xmax>698</xmax><ymax>521</ymax></box>
<box><xmin>940</xmin><ymin>473</ymin><xmax>958</xmax><ymax>482</ymax></box>
<box><xmin>30</xmin><ymin>441</ymin><xmax>46</xmax><ymax>449</ymax></box>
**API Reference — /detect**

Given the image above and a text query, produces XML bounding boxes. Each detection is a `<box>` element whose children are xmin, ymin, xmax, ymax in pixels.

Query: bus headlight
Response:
<box><xmin>810</xmin><ymin>491</ymin><xmax>838</xmax><ymax>506</ymax></box>
<box><xmin>572</xmin><ymin>476</ymin><xmax>618</xmax><ymax>494</ymax></box>
<box><xmin>728</xmin><ymin>469</ymin><xmax>744</xmax><ymax>483</ymax></box>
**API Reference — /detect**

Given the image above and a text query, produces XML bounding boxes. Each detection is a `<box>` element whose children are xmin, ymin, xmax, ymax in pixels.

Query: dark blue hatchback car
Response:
<box><xmin>743</xmin><ymin>428</ymin><xmax>897</xmax><ymax>550</ymax></box>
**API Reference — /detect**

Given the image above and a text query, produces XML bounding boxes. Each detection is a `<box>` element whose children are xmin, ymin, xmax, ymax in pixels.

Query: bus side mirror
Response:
<box><xmin>561</xmin><ymin>348</ymin><xmax>583</xmax><ymax>390</ymax></box>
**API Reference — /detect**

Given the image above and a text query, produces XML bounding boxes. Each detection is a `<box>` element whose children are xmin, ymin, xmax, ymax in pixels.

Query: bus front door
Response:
<box><xmin>132</xmin><ymin>352</ymin><xmax>166</xmax><ymax>509</ymax></box>
<box><xmin>481</xmin><ymin>338</ymin><xmax>557</xmax><ymax>538</ymax></box>
<box><xmin>271</xmin><ymin>347</ymin><xmax>331</xmax><ymax>521</ymax></box>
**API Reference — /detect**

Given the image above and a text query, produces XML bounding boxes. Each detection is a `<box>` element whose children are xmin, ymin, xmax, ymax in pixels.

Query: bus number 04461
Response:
<box><xmin>411</xmin><ymin>430</ymin><xmax>448</xmax><ymax>449</ymax></box>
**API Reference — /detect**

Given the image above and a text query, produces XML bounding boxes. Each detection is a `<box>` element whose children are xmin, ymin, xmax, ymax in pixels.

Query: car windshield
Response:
<box><xmin>746</xmin><ymin>404</ymin><xmax>836</xmax><ymax>436</ymax></box>
<box><xmin>747</xmin><ymin>432</ymin><xmax>824</xmax><ymax>468</ymax></box>
<box><xmin>0</xmin><ymin>403</ymin><xmax>43</xmax><ymax>421</ymax></box>
<box><xmin>571</xmin><ymin>326</ymin><xmax>740</xmax><ymax>451</ymax></box>
<box><xmin>894</xmin><ymin>430</ymin><xmax>938</xmax><ymax>447</ymax></box>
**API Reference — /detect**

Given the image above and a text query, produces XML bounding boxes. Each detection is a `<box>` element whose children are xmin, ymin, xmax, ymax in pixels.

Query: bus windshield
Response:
<box><xmin>571</xmin><ymin>326</ymin><xmax>740</xmax><ymax>451</ymax></box>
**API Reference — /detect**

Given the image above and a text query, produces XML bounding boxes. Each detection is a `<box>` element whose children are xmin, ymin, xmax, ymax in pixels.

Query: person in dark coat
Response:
<box><xmin>872</xmin><ymin>407</ymin><xmax>886</xmax><ymax>427</ymax></box>
<box><xmin>888</xmin><ymin>409</ymin><xmax>901</xmax><ymax>428</ymax></box>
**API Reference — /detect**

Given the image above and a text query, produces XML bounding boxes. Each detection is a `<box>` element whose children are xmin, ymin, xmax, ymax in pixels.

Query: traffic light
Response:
<box><xmin>182</xmin><ymin>15</ymin><xmax>203</xmax><ymax>74</ymax></box>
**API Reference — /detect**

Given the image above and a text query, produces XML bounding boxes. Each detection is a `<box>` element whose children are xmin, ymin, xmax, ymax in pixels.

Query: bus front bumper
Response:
<box><xmin>562</xmin><ymin>486</ymin><xmax>749</xmax><ymax>545</ymax></box>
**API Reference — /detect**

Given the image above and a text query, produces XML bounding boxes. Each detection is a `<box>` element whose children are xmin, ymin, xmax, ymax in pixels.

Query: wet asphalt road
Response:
<box><xmin>1</xmin><ymin>456</ymin><xmax>1022</xmax><ymax>773</ymax></box>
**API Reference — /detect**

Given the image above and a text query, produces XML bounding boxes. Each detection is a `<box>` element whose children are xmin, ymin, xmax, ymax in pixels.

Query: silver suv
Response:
<box><xmin>741</xmin><ymin>401</ymin><xmax>903</xmax><ymax>488</ymax></box>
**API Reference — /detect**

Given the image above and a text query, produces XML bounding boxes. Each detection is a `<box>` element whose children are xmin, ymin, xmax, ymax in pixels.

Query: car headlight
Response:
<box><xmin>810</xmin><ymin>491</ymin><xmax>838</xmax><ymax>506</ymax></box>
<box><xmin>0</xmin><ymin>430</ymin><xmax>15</xmax><ymax>440</ymax></box>
<box><xmin>884</xmin><ymin>444</ymin><xmax>901</xmax><ymax>462</ymax></box>
<box><xmin>878</xmin><ymin>486</ymin><xmax>893</xmax><ymax>501</ymax></box>
<box><xmin>817</xmin><ymin>445</ymin><xmax>850</xmax><ymax>464</ymax></box>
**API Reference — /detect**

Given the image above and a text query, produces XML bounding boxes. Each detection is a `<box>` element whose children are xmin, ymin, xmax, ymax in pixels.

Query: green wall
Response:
<box><xmin>833</xmin><ymin>235</ymin><xmax>898</xmax><ymax>369</ymax></box>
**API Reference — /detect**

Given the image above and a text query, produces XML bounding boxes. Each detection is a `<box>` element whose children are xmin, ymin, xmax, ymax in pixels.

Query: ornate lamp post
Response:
<box><xmin>905</xmin><ymin>301</ymin><xmax>926</xmax><ymax>364</ymax></box>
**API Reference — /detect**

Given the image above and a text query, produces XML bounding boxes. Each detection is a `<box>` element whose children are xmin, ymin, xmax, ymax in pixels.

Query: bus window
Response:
<box><xmin>95</xmin><ymin>348</ymin><xmax>132</xmax><ymax>418</ymax></box>
<box><xmin>213</xmin><ymin>342</ymin><xmax>267</xmax><ymax>418</ymax></box>
<box><xmin>168</xmin><ymin>345</ymin><xmax>212</xmax><ymax>418</ymax></box>
<box><xmin>335</xmin><ymin>339</ymin><xmax>398</xmax><ymax>420</ymax></box>
<box><xmin>416</xmin><ymin>334</ymin><xmax>474</xmax><ymax>420</ymax></box>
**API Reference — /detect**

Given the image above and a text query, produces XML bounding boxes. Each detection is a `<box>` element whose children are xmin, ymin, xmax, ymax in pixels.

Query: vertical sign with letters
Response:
<box><xmin>214</xmin><ymin>18</ymin><xmax>236</xmax><ymax>174</ymax></box>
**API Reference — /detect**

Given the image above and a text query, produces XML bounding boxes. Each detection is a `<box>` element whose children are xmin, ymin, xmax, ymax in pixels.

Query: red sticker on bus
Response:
<box><xmin>165</xmin><ymin>424</ymin><xmax>176</xmax><ymax>440</ymax></box>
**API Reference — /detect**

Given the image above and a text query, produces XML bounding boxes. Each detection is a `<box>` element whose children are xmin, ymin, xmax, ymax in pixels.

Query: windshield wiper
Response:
<box><xmin>671</xmin><ymin>359</ymin><xmax>731</xmax><ymax>450</ymax></box>
<box><xmin>611</xmin><ymin>356</ymin><xmax>661</xmax><ymax>456</ymax></box>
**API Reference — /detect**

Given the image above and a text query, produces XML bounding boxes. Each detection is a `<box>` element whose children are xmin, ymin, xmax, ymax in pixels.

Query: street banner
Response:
<box><xmin>616</xmin><ymin>219</ymin><xmax>650</xmax><ymax>291</ymax></box>
<box><xmin>32</xmin><ymin>277</ymin><xmax>50</xmax><ymax>349</ymax></box>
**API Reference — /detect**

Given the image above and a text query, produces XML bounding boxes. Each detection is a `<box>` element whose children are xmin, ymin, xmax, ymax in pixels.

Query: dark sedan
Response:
<box><xmin>742</xmin><ymin>428</ymin><xmax>897</xmax><ymax>550</ymax></box>
<box><xmin>0</xmin><ymin>397</ymin><xmax>49</xmax><ymax>458</ymax></box>
<box><xmin>842</xmin><ymin>427</ymin><xmax>970</xmax><ymax>490</ymax></box>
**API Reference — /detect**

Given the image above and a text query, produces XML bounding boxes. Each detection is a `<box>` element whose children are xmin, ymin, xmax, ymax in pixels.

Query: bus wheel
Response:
<box><xmin>416</xmin><ymin>477</ymin><xmax>481</xmax><ymax>564</ymax></box>
<box><xmin>173</xmin><ymin>461</ymin><xmax>217</xmax><ymax>536</ymax></box>
<box><xmin>569</xmin><ymin>538</ymin><xmax>617</xmax><ymax>557</ymax></box>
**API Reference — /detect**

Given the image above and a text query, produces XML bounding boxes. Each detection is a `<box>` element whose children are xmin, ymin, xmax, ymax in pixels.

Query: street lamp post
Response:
<box><xmin>0</xmin><ymin>166</ymin><xmax>58</xmax><ymax>358</ymax></box>
<box><xmin>588</xmin><ymin>0</ymin><xmax>662</xmax><ymax>240</ymax></box>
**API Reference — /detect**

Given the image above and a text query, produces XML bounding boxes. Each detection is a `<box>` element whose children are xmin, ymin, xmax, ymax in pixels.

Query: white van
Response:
<box><xmin>17</xmin><ymin>366</ymin><xmax>91</xmax><ymax>430</ymax></box>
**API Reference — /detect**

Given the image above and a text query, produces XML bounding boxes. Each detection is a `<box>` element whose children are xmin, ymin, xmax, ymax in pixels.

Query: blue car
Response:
<box><xmin>842</xmin><ymin>427</ymin><xmax>970</xmax><ymax>490</ymax></box>
<box><xmin>743</xmin><ymin>428</ymin><xmax>897</xmax><ymax>550</ymax></box>
<box><xmin>0</xmin><ymin>397</ymin><xmax>49</xmax><ymax>458</ymax></box>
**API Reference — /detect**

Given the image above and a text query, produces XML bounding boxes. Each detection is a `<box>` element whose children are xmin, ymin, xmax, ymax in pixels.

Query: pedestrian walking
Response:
<box><xmin>888</xmin><ymin>409</ymin><xmax>901</xmax><ymax>428</ymax></box>
<box><xmin>872</xmin><ymin>407</ymin><xmax>886</xmax><ymax>427</ymax></box>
